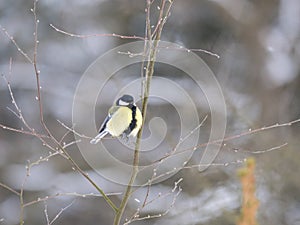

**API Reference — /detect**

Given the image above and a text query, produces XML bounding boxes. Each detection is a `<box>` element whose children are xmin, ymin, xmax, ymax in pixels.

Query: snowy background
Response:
<box><xmin>0</xmin><ymin>0</ymin><xmax>300</xmax><ymax>224</ymax></box>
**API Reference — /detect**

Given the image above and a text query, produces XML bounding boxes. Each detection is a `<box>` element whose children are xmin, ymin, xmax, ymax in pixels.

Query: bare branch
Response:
<box><xmin>227</xmin><ymin>142</ymin><xmax>289</xmax><ymax>154</ymax></box>
<box><xmin>24</xmin><ymin>191</ymin><xmax>122</xmax><ymax>208</ymax></box>
<box><xmin>50</xmin><ymin>24</ymin><xmax>145</xmax><ymax>40</ymax></box>
<box><xmin>250</xmin><ymin>142</ymin><xmax>288</xmax><ymax>154</ymax></box>
<box><xmin>30</xmin><ymin>2</ymin><xmax>118</xmax><ymax>212</ymax></box>
<box><xmin>57</xmin><ymin>120</ymin><xmax>91</xmax><ymax>140</ymax></box>
<box><xmin>173</xmin><ymin>115</ymin><xmax>208</xmax><ymax>152</ymax></box>
<box><xmin>114</xmin><ymin>1</ymin><xmax>175</xmax><ymax>224</ymax></box>
<box><xmin>27</xmin><ymin>151</ymin><xmax>60</xmax><ymax>171</ymax></box>
<box><xmin>0</xmin><ymin>182</ymin><xmax>20</xmax><ymax>196</ymax></box>
<box><xmin>2</xmin><ymin>73</ymin><xmax>34</xmax><ymax>131</ymax></box>
<box><xmin>44</xmin><ymin>200</ymin><xmax>75</xmax><ymax>225</ymax></box>
<box><xmin>20</xmin><ymin>164</ymin><xmax>30</xmax><ymax>225</ymax></box>
<box><xmin>0</xmin><ymin>124</ymin><xmax>46</xmax><ymax>137</ymax></box>
<box><xmin>124</xmin><ymin>178</ymin><xmax>182</xmax><ymax>225</ymax></box>
<box><xmin>156</xmin><ymin>118</ymin><xmax>300</xmax><ymax>162</ymax></box>
<box><xmin>145</xmin><ymin>0</ymin><xmax>152</xmax><ymax>40</ymax></box>
<box><xmin>158</xmin><ymin>45</ymin><xmax>220</xmax><ymax>58</ymax></box>
<box><xmin>0</xmin><ymin>25</ymin><xmax>33</xmax><ymax>63</ymax></box>
<box><xmin>151</xmin><ymin>0</ymin><xmax>166</xmax><ymax>39</ymax></box>
<box><xmin>1</xmin><ymin>0</ymin><xmax>118</xmax><ymax>214</ymax></box>
<box><xmin>44</xmin><ymin>203</ymin><xmax>50</xmax><ymax>225</ymax></box>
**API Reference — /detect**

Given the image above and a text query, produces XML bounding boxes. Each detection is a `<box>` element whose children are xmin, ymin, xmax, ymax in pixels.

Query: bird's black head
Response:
<box><xmin>116</xmin><ymin>94</ymin><xmax>134</xmax><ymax>106</ymax></box>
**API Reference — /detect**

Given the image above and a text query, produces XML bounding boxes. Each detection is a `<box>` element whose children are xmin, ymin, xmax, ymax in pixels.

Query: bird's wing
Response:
<box><xmin>97</xmin><ymin>106</ymin><xmax>119</xmax><ymax>133</ymax></box>
<box><xmin>97</xmin><ymin>115</ymin><xmax>110</xmax><ymax>133</ymax></box>
<box><xmin>90</xmin><ymin>106</ymin><xmax>121</xmax><ymax>144</ymax></box>
<box><xmin>90</xmin><ymin>114</ymin><xmax>111</xmax><ymax>144</ymax></box>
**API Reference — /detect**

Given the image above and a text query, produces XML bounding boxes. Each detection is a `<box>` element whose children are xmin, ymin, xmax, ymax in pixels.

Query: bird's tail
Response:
<box><xmin>90</xmin><ymin>130</ymin><xmax>108</xmax><ymax>144</ymax></box>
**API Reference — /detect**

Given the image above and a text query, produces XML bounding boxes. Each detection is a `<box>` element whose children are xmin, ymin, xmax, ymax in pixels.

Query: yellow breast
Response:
<box><xmin>106</xmin><ymin>107</ymin><xmax>132</xmax><ymax>137</ymax></box>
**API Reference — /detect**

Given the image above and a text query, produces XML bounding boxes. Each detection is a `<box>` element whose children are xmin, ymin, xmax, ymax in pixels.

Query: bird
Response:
<box><xmin>90</xmin><ymin>94</ymin><xmax>143</xmax><ymax>144</ymax></box>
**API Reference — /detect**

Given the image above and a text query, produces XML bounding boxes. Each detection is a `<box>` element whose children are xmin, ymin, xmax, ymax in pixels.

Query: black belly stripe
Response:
<box><xmin>125</xmin><ymin>104</ymin><xmax>137</xmax><ymax>135</ymax></box>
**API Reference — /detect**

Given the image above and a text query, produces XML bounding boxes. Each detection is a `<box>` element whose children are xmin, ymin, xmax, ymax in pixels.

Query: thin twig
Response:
<box><xmin>59</xmin><ymin>129</ymin><xmax>72</xmax><ymax>144</ymax></box>
<box><xmin>44</xmin><ymin>203</ymin><xmax>50</xmax><ymax>225</ymax></box>
<box><xmin>2</xmin><ymin>73</ymin><xmax>34</xmax><ymax>132</ymax></box>
<box><xmin>20</xmin><ymin>164</ymin><xmax>30</xmax><ymax>225</ymax></box>
<box><xmin>227</xmin><ymin>142</ymin><xmax>288</xmax><ymax>154</ymax></box>
<box><xmin>141</xmin><ymin>167</ymin><xmax>159</xmax><ymax>208</ymax></box>
<box><xmin>0</xmin><ymin>25</ymin><xmax>33</xmax><ymax>63</ymax></box>
<box><xmin>158</xmin><ymin>45</ymin><xmax>220</xmax><ymax>58</ymax></box>
<box><xmin>0</xmin><ymin>182</ymin><xmax>20</xmax><ymax>196</ymax></box>
<box><xmin>156</xmin><ymin>118</ymin><xmax>300</xmax><ymax>162</ymax></box>
<box><xmin>135</xmin><ymin>115</ymin><xmax>207</xmax><ymax>179</ymax></box>
<box><xmin>0</xmin><ymin>124</ymin><xmax>46</xmax><ymax>137</ymax></box>
<box><xmin>50</xmin><ymin>24</ymin><xmax>145</xmax><ymax>40</ymax></box>
<box><xmin>249</xmin><ymin>142</ymin><xmax>288</xmax><ymax>154</ymax></box>
<box><xmin>124</xmin><ymin>178</ymin><xmax>182</xmax><ymax>225</ymax></box>
<box><xmin>131</xmin><ymin>158</ymin><xmax>247</xmax><ymax>197</ymax></box>
<box><xmin>27</xmin><ymin>151</ymin><xmax>62</xmax><ymax>172</ymax></box>
<box><xmin>23</xmin><ymin>191</ymin><xmax>122</xmax><ymax>208</ymax></box>
<box><xmin>151</xmin><ymin>0</ymin><xmax>166</xmax><ymax>39</ymax></box>
<box><xmin>50</xmin><ymin>200</ymin><xmax>75</xmax><ymax>225</ymax></box>
<box><xmin>44</xmin><ymin>200</ymin><xmax>75</xmax><ymax>225</ymax></box>
<box><xmin>173</xmin><ymin>115</ymin><xmax>208</xmax><ymax>152</ymax></box>
<box><xmin>57</xmin><ymin>120</ymin><xmax>91</xmax><ymax>139</ymax></box>
<box><xmin>136</xmin><ymin>142</ymin><xmax>288</xmax><ymax>187</ymax></box>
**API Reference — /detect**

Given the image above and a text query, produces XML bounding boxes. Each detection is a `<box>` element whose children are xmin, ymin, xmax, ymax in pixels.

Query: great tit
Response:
<box><xmin>90</xmin><ymin>94</ymin><xmax>143</xmax><ymax>144</ymax></box>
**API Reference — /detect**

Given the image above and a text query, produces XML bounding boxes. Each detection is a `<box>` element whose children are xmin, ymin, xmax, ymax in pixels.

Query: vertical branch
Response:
<box><xmin>141</xmin><ymin>0</ymin><xmax>173</xmax><ymax>121</ymax></box>
<box><xmin>140</xmin><ymin>0</ymin><xmax>152</xmax><ymax>99</ymax></box>
<box><xmin>113</xmin><ymin>1</ymin><xmax>174</xmax><ymax>225</ymax></box>
<box><xmin>32</xmin><ymin>0</ymin><xmax>44</xmax><ymax>125</ymax></box>
<box><xmin>145</xmin><ymin>0</ymin><xmax>152</xmax><ymax>41</ymax></box>
<box><xmin>19</xmin><ymin>167</ymin><xmax>30</xmax><ymax>225</ymax></box>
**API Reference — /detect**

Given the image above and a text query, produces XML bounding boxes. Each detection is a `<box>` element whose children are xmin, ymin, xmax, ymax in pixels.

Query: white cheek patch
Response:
<box><xmin>118</xmin><ymin>99</ymin><xmax>129</xmax><ymax>106</ymax></box>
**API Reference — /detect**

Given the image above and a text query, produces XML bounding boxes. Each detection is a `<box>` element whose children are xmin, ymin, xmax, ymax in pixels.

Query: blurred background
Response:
<box><xmin>0</xmin><ymin>0</ymin><xmax>300</xmax><ymax>224</ymax></box>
